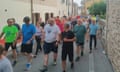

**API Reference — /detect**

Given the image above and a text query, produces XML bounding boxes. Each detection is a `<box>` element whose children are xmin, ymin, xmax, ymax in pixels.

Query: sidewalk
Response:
<box><xmin>7</xmin><ymin>39</ymin><xmax>114</xmax><ymax>72</ymax></box>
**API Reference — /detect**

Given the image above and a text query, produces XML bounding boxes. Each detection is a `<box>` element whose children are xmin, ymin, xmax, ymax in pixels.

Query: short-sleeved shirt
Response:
<box><xmin>0</xmin><ymin>57</ymin><xmax>13</xmax><ymax>72</ymax></box>
<box><xmin>44</xmin><ymin>24</ymin><xmax>61</xmax><ymax>43</ymax></box>
<box><xmin>2</xmin><ymin>25</ymin><xmax>18</xmax><ymax>43</ymax></box>
<box><xmin>22</xmin><ymin>24</ymin><xmax>36</xmax><ymax>44</ymax></box>
<box><xmin>89</xmin><ymin>24</ymin><xmax>98</xmax><ymax>35</ymax></box>
<box><xmin>35</xmin><ymin>26</ymin><xmax>42</xmax><ymax>36</ymax></box>
<box><xmin>73</xmin><ymin>24</ymin><xmax>86</xmax><ymax>43</ymax></box>
<box><xmin>14</xmin><ymin>23</ymin><xmax>20</xmax><ymax>31</ymax></box>
<box><xmin>62</xmin><ymin>30</ymin><xmax>75</xmax><ymax>48</ymax></box>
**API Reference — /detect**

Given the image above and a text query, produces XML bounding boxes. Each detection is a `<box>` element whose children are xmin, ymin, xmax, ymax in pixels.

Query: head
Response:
<box><xmin>0</xmin><ymin>45</ymin><xmax>4</xmax><ymax>56</ymax></box>
<box><xmin>77</xmin><ymin>19</ymin><xmax>82</xmax><ymax>25</ymax></box>
<box><xmin>64</xmin><ymin>23</ymin><xmax>70</xmax><ymax>31</ymax></box>
<box><xmin>67</xmin><ymin>17</ymin><xmax>71</xmax><ymax>21</ymax></box>
<box><xmin>48</xmin><ymin>18</ymin><xmax>55</xmax><ymax>26</ymax></box>
<box><xmin>92</xmin><ymin>20</ymin><xmax>96</xmax><ymax>24</ymax></box>
<box><xmin>82</xmin><ymin>18</ymin><xmax>86</xmax><ymax>22</ymax></box>
<box><xmin>7</xmin><ymin>18</ymin><xmax>14</xmax><ymax>26</ymax></box>
<box><xmin>23</xmin><ymin>16</ymin><xmax>30</xmax><ymax>24</ymax></box>
<box><xmin>56</xmin><ymin>16</ymin><xmax>59</xmax><ymax>19</ymax></box>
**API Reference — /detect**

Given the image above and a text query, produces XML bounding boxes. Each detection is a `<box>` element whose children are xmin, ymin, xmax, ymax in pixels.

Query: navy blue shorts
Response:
<box><xmin>43</xmin><ymin>41</ymin><xmax>58</xmax><ymax>54</ymax></box>
<box><xmin>5</xmin><ymin>42</ymin><xmax>16</xmax><ymax>51</ymax></box>
<box><xmin>21</xmin><ymin>44</ymin><xmax>33</xmax><ymax>54</ymax></box>
<box><xmin>76</xmin><ymin>42</ymin><xmax>84</xmax><ymax>48</ymax></box>
<box><xmin>62</xmin><ymin>46</ymin><xmax>74</xmax><ymax>62</ymax></box>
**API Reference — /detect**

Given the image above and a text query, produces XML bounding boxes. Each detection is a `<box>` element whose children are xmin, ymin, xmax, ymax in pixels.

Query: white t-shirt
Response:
<box><xmin>44</xmin><ymin>24</ymin><xmax>61</xmax><ymax>43</ymax></box>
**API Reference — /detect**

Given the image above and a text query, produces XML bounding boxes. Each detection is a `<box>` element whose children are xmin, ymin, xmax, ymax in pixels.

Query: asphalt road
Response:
<box><xmin>8</xmin><ymin>39</ymin><xmax>114</xmax><ymax>72</ymax></box>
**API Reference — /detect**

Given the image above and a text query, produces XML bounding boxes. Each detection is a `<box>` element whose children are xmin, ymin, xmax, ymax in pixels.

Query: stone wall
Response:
<box><xmin>106</xmin><ymin>0</ymin><xmax>120</xmax><ymax>72</ymax></box>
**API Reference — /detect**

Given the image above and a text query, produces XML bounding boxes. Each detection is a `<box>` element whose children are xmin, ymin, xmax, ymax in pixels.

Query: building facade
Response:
<box><xmin>0</xmin><ymin>0</ymin><xmax>72</xmax><ymax>31</ymax></box>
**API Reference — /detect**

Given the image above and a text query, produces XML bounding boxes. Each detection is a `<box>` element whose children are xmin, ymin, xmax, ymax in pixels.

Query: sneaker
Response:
<box><xmin>24</xmin><ymin>63</ymin><xmax>31</xmax><ymax>71</ymax></box>
<box><xmin>12</xmin><ymin>60</ymin><xmax>17</xmax><ymax>67</ymax></box>
<box><xmin>75</xmin><ymin>56</ymin><xmax>80</xmax><ymax>62</ymax></box>
<box><xmin>71</xmin><ymin>63</ymin><xmax>74</xmax><ymax>69</ymax></box>
<box><xmin>34</xmin><ymin>55</ymin><xmax>37</xmax><ymax>58</ymax></box>
<box><xmin>40</xmin><ymin>66</ymin><xmax>48</xmax><ymax>72</ymax></box>
<box><xmin>63</xmin><ymin>70</ymin><xmax>66</xmax><ymax>72</ymax></box>
<box><xmin>53</xmin><ymin>61</ymin><xmax>57</xmax><ymax>66</ymax></box>
<box><xmin>94</xmin><ymin>47</ymin><xmax>97</xmax><ymax>50</ymax></box>
<box><xmin>81</xmin><ymin>51</ymin><xmax>84</xmax><ymax>56</ymax></box>
<box><xmin>89</xmin><ymin>50</ymin><xmax>92</xmax><ymax>53</ymax></box>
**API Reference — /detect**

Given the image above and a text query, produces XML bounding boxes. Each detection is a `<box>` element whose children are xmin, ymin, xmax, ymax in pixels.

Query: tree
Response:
<box><xmin>89</xmin><ymin>1</ymin><xmax>106</xmax><ymax>16</ymax></box>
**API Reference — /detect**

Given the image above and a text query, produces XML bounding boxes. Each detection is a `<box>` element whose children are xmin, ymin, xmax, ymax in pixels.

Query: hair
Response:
<box><xmin>23</xmin><ymin>16</ymin><xmax>30</xmax><ymax>23</ymax></box>
<box><xmin>64</xmin><ymin>23</ymin><xmax>70</xmax><ymax>29</ymax></box>
<box><xmin>0</xmin><ymin>45</ymin><xmax>4</xmax><ymax>55</ymax></box>
<box><xmin>7</xmin><ymin>18</ymin><xmax>13</xmax><ymax>23</ymax></box>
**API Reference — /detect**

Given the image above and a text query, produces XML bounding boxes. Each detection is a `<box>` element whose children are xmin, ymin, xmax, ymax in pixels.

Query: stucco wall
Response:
<box><xmin>106</xmin><ymin>0</ymin><xmax>120</xmax><ymax>72</ymax></box>
<box><xmin>0</xmin><ymin>0</ymin><xmax>31</xmax><ymax>31</ymax></box>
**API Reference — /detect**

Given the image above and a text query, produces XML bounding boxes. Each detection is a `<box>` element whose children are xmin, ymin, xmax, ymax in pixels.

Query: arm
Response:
<box><xmin>63</xmin><ymin>37</ymin><xmax>76</xmax><ymax>42</ymax></box>
<box><xmin>64</xmin><ymin>31</ymin><xmax>76</xmax><ymax>42</ymax></box>
<box><xmin>0</xmin><ymin>32</ymin><xmax>4</xmax><ymax>39</ymax></box>
<box><xmin>56</xmin><ymin>26</ymin><xmax>61</xmax><ymax>43</ymax></box>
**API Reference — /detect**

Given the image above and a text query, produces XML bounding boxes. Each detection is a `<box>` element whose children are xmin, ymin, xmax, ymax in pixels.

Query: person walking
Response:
<box><xmin>34</xmin><ymin>21</ymin><xmax>44</xmax><ymax>58</ymax></box>
<box><xmin>61</xmin><ymin>23</ymin><xmax>75</xmax><ymax>72</ymax></box>
<box><xmin>0</xmin><ymin>45</ymin><xmax>13</xmax><ymax>72</ymax></box>
<box><xmin>12</xmin><ymin>18</ymin><xmax>21</xmax><ymax>54</ymax></box>
<box><xmin>82</xmin><ymin>18</ymin><xmax>89</xmax><ymax>42</ymax></box>
<box><xmin>89</xmin><ymin>20</ymin><xmax>99</xmax><ymax>53</ymax></box>
<box><xmin>73</xmin><ymin>19</ymin><xmax>86</xmax><ymax>62</ymax></box>
<box><xmin>40</xmin><ymin>18</ymin><xmax>61</xmax><ymax>72</ymax></box>
<box><xmin>21</xmin><ymin>16</ymin><xmax>36</xmax><ymax>71</ymax></box>
<box><xmin>0</xmin><ymin>18</ymin><xmax>18</xmax><ymax>66</ymax></box>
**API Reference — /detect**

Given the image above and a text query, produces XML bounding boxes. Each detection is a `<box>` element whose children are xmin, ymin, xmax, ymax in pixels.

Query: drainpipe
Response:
<box><xmin>31</xmin><ymin>0</ymin><xmax>33</xmax><ymax>23</ymax></box>
<box><xmin>72</xmin><ymin>0</ymin><xmax>73</xmax><ymax>16</ymax></box>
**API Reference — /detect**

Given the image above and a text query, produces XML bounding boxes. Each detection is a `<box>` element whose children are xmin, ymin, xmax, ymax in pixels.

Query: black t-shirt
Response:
<box><xmin>14</xmin><ymin>23</ymin><xmax>20</xmax><ymax>31</ymax></box>
<box><xmin>62</xmin><ymin>30</ymin><xmax>75</xmax><ymax>48</ymax></box>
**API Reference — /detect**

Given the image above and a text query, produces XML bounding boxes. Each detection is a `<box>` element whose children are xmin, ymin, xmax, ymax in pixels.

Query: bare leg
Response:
<box><xmin>12</xmin><ymin>49</ymin><xmax>17</xmax><ymax>60</ymax></box>
<box><xmin>62</xmin><ymin>60</ymin><xmax>66</xmax><ymax>72</ymax></box>
<box><xmin>44</xmin><ymin>54</ymin><xmax>49</xmax><ymax>66</ymax></box>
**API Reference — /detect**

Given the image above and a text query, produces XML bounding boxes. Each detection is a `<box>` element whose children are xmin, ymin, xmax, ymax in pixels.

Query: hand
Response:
<box><xmin>13</xmin><ymin>40</ymin><xmax>17</xmax><ymax>46</ymax></box>
<box><xmin>63</xmin><ymin>38</ymin><xmax>68</xmax><ymax>42</ymax></box>
<box><xmin>55</xmin><ymin>42</ymin><xmax>58</xmax><ymax>46</ymax></box>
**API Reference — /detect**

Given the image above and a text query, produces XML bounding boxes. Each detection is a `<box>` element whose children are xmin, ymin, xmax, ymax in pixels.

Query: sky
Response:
<box><xmin>74</xmin><ymin>0</ymin><xmax>82</xmax><ymax>6</ymax></box>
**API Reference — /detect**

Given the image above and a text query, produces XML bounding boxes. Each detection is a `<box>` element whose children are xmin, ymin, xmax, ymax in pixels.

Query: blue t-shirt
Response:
<box><xmin>89</xmin><ymin>24</ymin><xmax>98</xmax><ymax>35</ymax></box>
<box><xmin>22</xmin><ymin>24</ymin><xmax>36</xmax><ymax>44</ymax></box>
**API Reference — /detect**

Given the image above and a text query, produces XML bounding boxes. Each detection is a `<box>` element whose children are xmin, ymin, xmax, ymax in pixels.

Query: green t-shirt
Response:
<box><xmin>73</xmin><ymin>24</ymin><xmax>86</xmax><ymax>43</ymax></box>
<box><xmin>3</xmin><ymin>25</ymin><xmax>18</xmax><ymax>43</ymax></box>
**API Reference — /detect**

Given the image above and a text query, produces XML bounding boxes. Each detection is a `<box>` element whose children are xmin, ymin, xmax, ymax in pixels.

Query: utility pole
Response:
<box><xmin>72</xmin><ymin>0</ymin><xmax>73</xmax><ymax>16</ymax></box>
<box><xmin>31</xmin><ymin>0</ymin><xmax>33</xmax><ymax>23</ymax></box>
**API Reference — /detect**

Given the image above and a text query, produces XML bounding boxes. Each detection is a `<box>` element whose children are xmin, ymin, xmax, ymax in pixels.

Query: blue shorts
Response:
<box><xmin>43</xmin><ymin>41</ymin><xmax>58</xmax><ymax>54</ymax></box>
<box><xmin>76</xmin><ymin>42</ymin><xmax>84</xmax><ymax>48</ymax></box>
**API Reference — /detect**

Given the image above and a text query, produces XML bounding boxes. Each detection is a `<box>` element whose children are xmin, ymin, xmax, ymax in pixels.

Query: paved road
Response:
<box><xmin>8</xmin><ymin>39</ymin><xmax>114</xmax><ymax>72</ymax></box>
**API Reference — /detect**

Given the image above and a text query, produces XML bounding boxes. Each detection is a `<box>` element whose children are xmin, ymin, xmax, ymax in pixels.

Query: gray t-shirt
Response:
<box><xmin>0</xmin><ymin>57</ymin><xmax>13</xmax><ymax>72</ymax></box>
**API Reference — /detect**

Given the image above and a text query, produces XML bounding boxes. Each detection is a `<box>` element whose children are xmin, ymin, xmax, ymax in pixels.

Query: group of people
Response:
<box><xmin>0</xmin><ymin>15</ymin><xmax>99</xmax><ymax>72</ymax></box>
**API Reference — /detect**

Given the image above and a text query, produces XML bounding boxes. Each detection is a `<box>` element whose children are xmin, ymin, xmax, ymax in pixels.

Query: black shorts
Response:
<box><xmin>43</xmin><ymin>41</ymin><xmax>58</xmax><ymax>54</ymax></box>
<box><xmin>21</xmin><ymin>44</ymin><xmax>33</xmax><ymax>54</ymax></box>
<box><xmin>62</xmin><ymin>46</ymin><xmax>73</xmax><ymax>62</ymax></box>
<box><xmin>76</xmin><ymin>42</ymin><xmax>84</xmax><ymax>48</ymax></box>
<box><xmin>5</xmin><ymin>42</ymin><xmax>16</xmax><ymax>51</ymax></box>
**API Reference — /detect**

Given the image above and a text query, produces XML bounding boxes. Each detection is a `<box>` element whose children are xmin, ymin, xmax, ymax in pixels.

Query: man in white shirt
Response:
<box><xmin>40</xmin><ymin>18</ymin><xmax>61</xmax><ymax>72</ymax></box>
